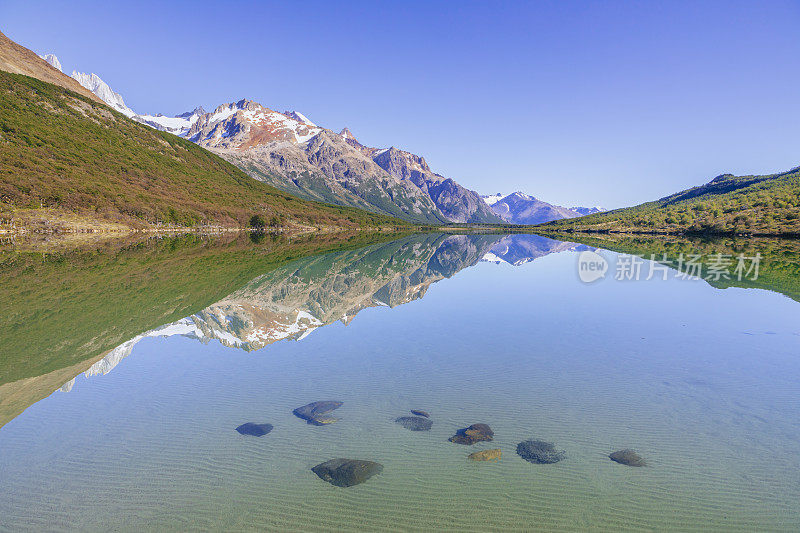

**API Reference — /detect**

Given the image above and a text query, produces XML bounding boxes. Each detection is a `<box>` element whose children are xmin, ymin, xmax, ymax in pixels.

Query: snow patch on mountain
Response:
<box><xmin>570</xmin><ymin>206</ymin><xmax>606</xmax><ymax>216</ymax></box>
<box><xmin>481</xmin><ymin>193</ymin><xmax>505</xmax><ymax>206</ymax></box>
<box><xmin>285</xmin><ymin>111</ymin><xmax>316</xmax><ymax>126</ymax></box>
<box><xmin>136</xmin><ymin>110</ymin><xmax>202</xmax><ymax>135</ymax></box>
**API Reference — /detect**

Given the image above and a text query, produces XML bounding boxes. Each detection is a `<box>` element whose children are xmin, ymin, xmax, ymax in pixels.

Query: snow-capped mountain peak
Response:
<box><xmin>481</xmin><ymin>193</ymin><xmax>506</xmax><ymax>206</ymax></box>
<box><xmin>184</xmin><ymin>100</ymin><xmax>323</xmax><ymax>148</ymax></box>
<box><xmin>507</xmin><ymin>191</ymin><xmax>535</xmax><ymax>201</ymax></box>
<box><xmin>339</xmin><ymin>127</ymin><xmax>355</xmax><ymax>141</ymax></box>
<box><xmin>569</xmin><ymin>206</ymin><xmax>606</xmax><ymax>216</ymax></box>
<box><xmin>70</xmin><ymin>71</ymin><xmax>135</xmax><ymax>118</ymax></box>
<box><xmin>38</xmin><ymin>53</ymin><xmax>62</xmax><ymax>72</ymax></box>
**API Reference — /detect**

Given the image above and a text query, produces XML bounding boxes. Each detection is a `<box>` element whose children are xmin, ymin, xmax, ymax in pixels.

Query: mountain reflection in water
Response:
<box><xmin>56</xmin><ymin>234</ymin><xmax>584</xmax><ymax>393</ymax></box>
<box><xmin>3</xmin><ymin>232</ymin><xmax>799</xmax><ymax>432</ymax></box>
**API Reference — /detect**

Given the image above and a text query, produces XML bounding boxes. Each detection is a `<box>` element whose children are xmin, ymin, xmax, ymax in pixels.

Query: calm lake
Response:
<box><xmin>1</xmin><ymin>233</ymin><xmax>799</xmax><ymax>531</ymax></box>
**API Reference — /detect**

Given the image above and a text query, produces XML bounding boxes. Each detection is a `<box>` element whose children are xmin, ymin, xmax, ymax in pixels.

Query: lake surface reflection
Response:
<box><xmin>1</xmin><ymin>233</ymin><xmax>799</xmax><ymax>531</ymax></box>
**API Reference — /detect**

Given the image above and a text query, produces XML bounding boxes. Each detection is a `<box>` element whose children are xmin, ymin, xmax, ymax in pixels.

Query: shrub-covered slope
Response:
<box><xmin>545</xmin><ymin>168</ymin><xmax>800</xmax><ymax>235</ymax></box>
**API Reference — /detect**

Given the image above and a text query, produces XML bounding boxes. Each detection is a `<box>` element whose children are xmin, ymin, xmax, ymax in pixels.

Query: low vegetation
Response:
<box><xmin>545</xmin><ymin>168</ymin><xmax>800</xmax><ymax>236</ymax></box>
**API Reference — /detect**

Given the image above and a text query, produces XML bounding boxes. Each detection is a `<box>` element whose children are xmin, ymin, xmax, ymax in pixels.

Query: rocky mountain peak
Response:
<box><xmin>372</xmin><ymin>146</ymin><xmax>431</xmax><ymax>180</ymax></box>
<box><xmin>488</xmin><ymin>192</ymin><xmax>586</xmax><ymax>224</ymax></box>
<box><xmin>187</xmin><ymin>99</ymin><xmax>323</xmax><ymax>150</ymax></box>
<box><xmin>70</xmin><ymin>70</ymin><xmax>135</xmax><ymax>117</ymax></box>
<box><xmin>37</xmin><ymin>53</ymin><xmax>61</xmax><ymax>72</ymax></box>
<box><xmin>177</xmin><ymin>106</ymin><xmax>206</xmax><ymax>118</ymax></box>
<box><xmin>506</xmin><ymin>191</ymin><xmax>535</xmax><ymax>202</ymax></box>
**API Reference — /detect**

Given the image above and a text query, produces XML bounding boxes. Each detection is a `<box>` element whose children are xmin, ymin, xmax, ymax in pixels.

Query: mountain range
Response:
<box><xmin>6</xmin><ymin>31</ymin><xmax>795</xmax><ymax>235</ymax></box>
<box><xmin>53</xmin><ymin>56</ymin><xmax>501</xmax><ymax>224</ymax></box>
<box><xmin>482</xmin><ymin>192</ymin><xmax>604</xmax><ymax>224</ymax></box>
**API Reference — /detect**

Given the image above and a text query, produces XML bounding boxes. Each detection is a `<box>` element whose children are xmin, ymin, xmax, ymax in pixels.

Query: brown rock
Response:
<box><xmin>609</xmin><ymin>449</ymin><xmax>646</xmax><ymax>467</ymax></box>
<box><xmin>311</xmin><ymin>459</ymin><xmax>383</xmax><ymax>487</ymax></box>
<box><xmin>468</xmin><ymin>449</ymin><xmax>501</xmax><ymax>462</ymax></box>
<box><xmin>449</xmin><ymin>423</ymin><xmax>494</xmax><ymax>445</ymax></box>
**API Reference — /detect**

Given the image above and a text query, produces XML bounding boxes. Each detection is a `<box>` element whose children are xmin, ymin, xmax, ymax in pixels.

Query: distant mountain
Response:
<box><xmin>38</xmin><ymin>53</ymin><xmax>61</xmax><ymax>72</ymax></box>
<box><xmin>133</xmin><ymin>107</ymin><xmax>206</xmax><ymax>135</ymax></box>
<box><xmin>486</xmin><ymin>192</ymin><xmax>584</xmax><ymax>224</ymax></box>
<box><xmin>70</xmin><ymin>71</ymin><xmax>135</xmax><ymax>117</ymax></box>
<box><xmin>546</xmin><ymin>168</ymin><xmax>800</xmax><ymax>235</ymax></box>
<box><xmin>481</xmin><ymin>192</ymin><xmax>605</xmax><ymax>224</ymax></box>
<box><xmin>570</xmin><ymin>206</ymin><xmax>605</xmax><ymax>216</ymax></box>
<box><xmin>482</xmin><ymin>193</ymin><xmax>505</xmax><ymax>206</ymax></box>
<box><xmin>481</xmin><ymin>234</ymin><xmax>588</xmax><ymax>266</ymax></box>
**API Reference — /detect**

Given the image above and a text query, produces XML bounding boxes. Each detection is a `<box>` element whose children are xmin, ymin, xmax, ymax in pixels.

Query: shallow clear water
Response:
<box><xmin>2</xmin><ymin>234</ymin><xmax>800</xmax><ymax>531</ymax></box>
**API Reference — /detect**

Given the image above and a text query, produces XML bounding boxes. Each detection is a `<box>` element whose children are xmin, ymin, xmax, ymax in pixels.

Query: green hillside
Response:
<box><xmin>0</xmin><ymin>71</ymin><xmax>408</xmax><ymax>230</ymax></box>
<box><xmin>545</xmin><ymin>168</ymin><xmax>800</xmax><ymax>235</ymax></box>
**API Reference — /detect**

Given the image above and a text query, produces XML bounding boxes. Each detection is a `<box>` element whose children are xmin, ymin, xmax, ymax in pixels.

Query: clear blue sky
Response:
<box><xmin>2</xmin><ymin>0</ymin><xmax>799</xmax><ymax>208</ymax></box>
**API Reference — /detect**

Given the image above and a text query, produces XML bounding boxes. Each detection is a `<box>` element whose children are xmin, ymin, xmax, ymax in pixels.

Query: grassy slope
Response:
<box><xmin>0</xmin><ymin>71</ymin><xmax>409</xmax><ymax>230</ymax></box>
<box><xmin>0</xmin><ymin>231</ymin><xmax>411</xmax><ymax>385</ymax></box>
<box><xmin>545</xmin><ymin>168</ymin><xmax>800</xmax><ymax>235</ymax></box>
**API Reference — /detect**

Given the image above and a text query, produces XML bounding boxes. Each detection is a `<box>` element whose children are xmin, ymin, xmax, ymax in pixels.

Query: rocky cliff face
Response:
<box><xmin>372</xmin><ymin>148</ymin><xmax>500</xmax><ymax>223</ymax></box>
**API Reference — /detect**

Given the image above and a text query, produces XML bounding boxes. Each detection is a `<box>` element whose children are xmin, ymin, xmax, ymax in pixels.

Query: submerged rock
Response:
<box><xmin>468</xmin><ymin>449</ymin><xmax>501</xmax><ymax>462</ymax></box>
<box><xmin>235</xmin><ymin>422</ymin><xmax>273</xmax><ymax>437</ymax></box>
<box><xmin>609</xmin><ymin>449</ymin><xmax>646</xmax><ymax>467</ymax></box>
<box><xmin>516</xmin><ymin>439</ymin><xmax>565</xmax><ymax>464</ymax></box>
<box><xmin>311</xmin><ymin>458</ymin><xmax>383</xmax><ymax>487</ymax></box>
<box><xmin>449</xmin><ymin>423</ymin><xmax>494</xmax><ymax>445</ymax></box>
<box><xmin>410</xmin><ymin>409</ymin><xmax>430</xmax><ymax>418</ymax></box>
<box><xmin>293</xmin><ymin>401</ymin><xmax>343</xmax><ymax>426</ymax></box>
<box><xmin>395</xmin><ymin>416</ymin><xmax>433</xmax><ymax>431</ymax></box>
